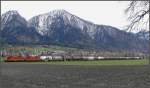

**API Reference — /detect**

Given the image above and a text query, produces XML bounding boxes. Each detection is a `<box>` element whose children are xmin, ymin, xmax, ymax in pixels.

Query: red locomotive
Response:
<box><xmin>5</xmin><ymin>56</ymin><xmax>41</xmax><ymax>62</ymax></box>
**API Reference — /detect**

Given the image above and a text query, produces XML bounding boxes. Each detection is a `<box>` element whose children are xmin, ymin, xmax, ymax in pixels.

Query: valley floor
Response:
<box><xmin>0</xmin><ymin>62</ymin><xmax>150</xmax><ymax>88</ymax></box>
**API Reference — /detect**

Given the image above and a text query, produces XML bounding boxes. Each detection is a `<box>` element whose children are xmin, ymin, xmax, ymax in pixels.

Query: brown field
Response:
<box><xmin>0</xmin><ymin>62</ymin><xmax>150</xmax><ymax>88</ymax></box>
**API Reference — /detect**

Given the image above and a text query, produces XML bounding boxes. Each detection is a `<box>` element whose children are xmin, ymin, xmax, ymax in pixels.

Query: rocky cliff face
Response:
<box><xmin>1</xmin><ymin>10</ymin><xmax>149</xmax><ymax>52</ymax></box>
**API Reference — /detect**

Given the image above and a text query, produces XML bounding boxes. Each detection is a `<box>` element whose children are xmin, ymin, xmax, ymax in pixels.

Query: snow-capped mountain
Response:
<box><xmin>28</xmin><ymin>9</ymin><xmax>97</xmax><ymax>37</ymax></box>
<box><xmin>1</xmin><ymin>10</ymin><xmax>27</xmax><ymax>31</ymax></box>
<box><xmin>1</xmin><ymin>10</ymin><xmax>42</xmax><ymax>44</ymax></box>
<box><xmin>0</xmin><ymin>10</ymin><xmax>149</xmax><ymax>52</ymax></box>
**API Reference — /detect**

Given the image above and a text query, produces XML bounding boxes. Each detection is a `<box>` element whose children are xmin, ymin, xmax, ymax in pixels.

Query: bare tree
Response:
<box><xmin>125</xmin><ymin>1</ymin><xmax>150</xmax><ymax>65</ymax></box>
<box><xmin>125</xmin><ymin>1</ymin><xmax>149</xmax><ymax>32</ymax></box>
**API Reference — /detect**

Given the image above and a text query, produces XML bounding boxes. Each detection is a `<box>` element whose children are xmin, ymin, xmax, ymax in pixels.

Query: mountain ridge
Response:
<box><xmin>1</xmin><ymin>10</ymin><xmax>149</xmax><ymax>52</ymax></box>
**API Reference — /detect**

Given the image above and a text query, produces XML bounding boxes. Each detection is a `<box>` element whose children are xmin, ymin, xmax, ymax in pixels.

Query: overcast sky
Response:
<box><xmin>1</xmin><ymin>1</ymin><xmax>130</xmax><ymax>30</ymax></box>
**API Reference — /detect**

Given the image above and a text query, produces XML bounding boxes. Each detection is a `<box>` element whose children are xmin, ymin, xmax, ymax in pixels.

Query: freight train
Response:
<box><xmin>4</xmin><ymin>55</ymin><xmax>143</xmax><ymax>62</ymax></box>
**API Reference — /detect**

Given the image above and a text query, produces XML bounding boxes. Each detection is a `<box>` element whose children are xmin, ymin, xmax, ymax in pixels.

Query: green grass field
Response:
<box><xmin>8</xmin><ymin>59</ymin><xmax>149</xmax><ymax>66</ymax></box>
<box><xmin>0</xmin><ymin>56</ymin><xmax>5</xmax><ymax>62</ymax></box>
